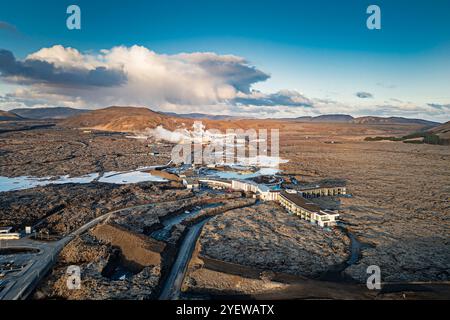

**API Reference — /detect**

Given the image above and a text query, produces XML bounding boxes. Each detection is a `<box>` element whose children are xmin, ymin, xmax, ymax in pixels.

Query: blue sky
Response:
<box><xmin>1</xmin><ymin>0</ymin><xmax>449</xmax><ymax>121</ymax></box>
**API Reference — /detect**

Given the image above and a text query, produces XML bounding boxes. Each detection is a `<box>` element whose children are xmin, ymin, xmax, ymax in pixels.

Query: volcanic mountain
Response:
<box><xmin>429</xmin><ymin>121</ymin><xmax>450</xmax><ymax>140</ymax></box>
<box><xmin>294</xmin><ymin>114</ymin><xmax>354</xmax><ymax>123</ymax></box>
<box><xmin>61</xmin><ymin>106</ymin><xmax>193</xmax><ymax>131</ymax></box>
<box><xmin>61</xmin><ymin>106</ymin><xmax>279</xmax><ymax>132</ymax></box>
<box><xmin>61</xmin><ymin>106</ymin><xmax>443</xmax><ymax>134</ymax></box>
<box><xmin>0</xmin><ymin>110</ymin><xmax>24</xmax><ymax>121</ymax></box>
<box><xmin>352</xmin><ymin>116</ymin><xmax>439</xmax><ymax>126</ymax></box>
<box><xmin>11</xmin><ymin>107</ymin><xmax>89</xmax><ymax>120</ymax></box>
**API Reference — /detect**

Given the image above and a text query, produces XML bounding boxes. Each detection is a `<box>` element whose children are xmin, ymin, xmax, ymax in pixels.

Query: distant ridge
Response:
<box><xmin>352</xmin><ymin>116</ymin><xmax>439</xmax><ymax>126</ymax></box>
<box><xmin>10</xmin><ymin>107</ymin><xmax>89</xmax><ymax>120</ymax></box>
<box><xmin>0</xmin><ymin>110</ymin><xmax>24</xmax><ymax>121</ymax></box>
<box><xmin>294</xmin><ymin>114</ymin><xmax>354</xmax><ymax>123</ymax></box>
<box><xmin>164</xmin><ymin>112</ymin><xmax>252</xmax><ymax>121</ymax></box>
<box><xmin>289</xmin><ymin>114</ymin><xmax>439</xmax><ymax>126</ymax></box>
<box><xmin>60</xmin><ymin>106</ymin><xmax>443</xmax><ymax>133</ymax></box>
<box><xmin>429</xmin><ymin>121</ymin><xmax>450</xmax><ymax>140</ymax></box>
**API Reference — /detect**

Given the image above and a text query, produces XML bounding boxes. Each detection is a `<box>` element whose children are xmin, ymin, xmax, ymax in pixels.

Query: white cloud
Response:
<box><xmin>1</xmin><ymin>45</ymin><xmax>270</xmax><ymax>109</ymax></box>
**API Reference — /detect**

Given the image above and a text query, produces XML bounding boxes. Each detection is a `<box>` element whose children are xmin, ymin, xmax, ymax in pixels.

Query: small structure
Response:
<box><xmin>279</xmin><ymin>191</ymin><xmax>339</xmax><ymax>227</ymax></box>
<box><xmin>182</xmin><ymin>178</ymin><xmax>200</xmax><ymax>190</ymax></box>
<box><xmin>25</xmin><ymin>226</ymin><xmax>32</xmax><ymax>234</ymax></box>
<box><xmin>0</xmin><ymin>227</ymin><xmax>13</xmax><ymax>234</ymax></box>
<box><xmin>297</xmin><ymin>185</ymin><xmax>346</xmax><ymax>198</ymax></box>
<box><xmin>0</xmin><ymin>227</ymin><xmax>20</xmax><ymax>240</ymax></box>
<box><xmin>199</xmin><ymin>179</ymin><xmax>232</xmax><ymax>190</ymax></box>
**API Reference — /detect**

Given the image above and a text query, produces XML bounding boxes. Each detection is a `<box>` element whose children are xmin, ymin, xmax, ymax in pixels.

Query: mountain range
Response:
<box><xmin>291</xmin><ymin>114</ymin><xmax>439</xmax><ymax>126</ymax></box>
<box><xmin>10</xmin><ymin>107</ymin><xmax>89</xmax><ymax>119</ymax></box>
<box><xmin>0</xmin><ymin>110</ymin><xmax>24</xmax><ymax>121</ymax></box>
<box><xmin>1</xmin><ymin>107</ymin><xmax>443</xmax><ymax>131</ymax></box>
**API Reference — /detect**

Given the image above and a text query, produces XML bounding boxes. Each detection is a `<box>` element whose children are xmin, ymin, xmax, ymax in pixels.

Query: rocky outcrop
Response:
<box><xmin>34</xmin><ymin>230</ymin><xmax>162</xmax><ymax>300</ymax></box>
<box><xmin>198</xmin><ymin>202</ymin><xmax>350</xmax><ymax>278</ymax></box>
<box><xmin>110</xmin><ymin>192</ymin><xmax>242</xmax><ymax>234</ymax></box>
<box><xmin>0</xmin><ymin>183</ymin><xmax>192</xmax><ymax>236</ymax></box>
<box><xmin>91</xmin><ymin>223</ymin><xmax>164</xmax><ymax>271</ymax></box>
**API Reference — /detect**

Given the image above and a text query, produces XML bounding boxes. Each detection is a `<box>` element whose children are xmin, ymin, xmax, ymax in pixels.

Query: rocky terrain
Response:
<box><xmin>0</xmin><ymin>125</ymin><xmax>172</xmax><ymax>177</ymax></box>
<box><xmin>34</xmin><ymin>232</ymin><xmax>162</xmax><ymax>300</ymax></box>
<box><xmin>110</xmin><ymin>192</ymin><xmax>242</xmax><ymax>235</ymax></box>
<box><xmin>197</xmin><ymin>202</ymin><xmax>350</xmax><ymax>278</ymax></box>
<box><xmin>279</xmin><ymin>125</ymin><xmax>450</xmax><ymax>283</ymax></box>
<box><xmin>1</xmin><ymin>113</ymin><xmax>449</xmax><ymax>300</ymax></box>
<box><xmin>0</xmin><ymin>183</ymin><xmax>191</xmax><ymax>236</ymax></box>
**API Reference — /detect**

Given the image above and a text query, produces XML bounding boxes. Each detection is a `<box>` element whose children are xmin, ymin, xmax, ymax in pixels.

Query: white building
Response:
<box><xmin>279</xmin><ymin>191</ymin><xmax>339</xmax><ymax>227</ymax></box>
<box><xmin>0</xmin><ymin>227</ymin><xmax>21</xmax><ymax>240</ymax></box>
<box><xmin>0</xmin><ymin>227</ymin><xmax>13</xmax><ymax>234</ymax></box>
<box><xmin>199</xmin><ymin>179</ymin><xmax>232</xmax><ymax>190</ymax></box>
<box><xmin>183</xmin><ymin>178</ymin><xmax>200</xmax><ymax>190</ymax></box>
<box><xmin>231</xmin><ymin>180</ymin><xmax>280</xmax><ymax>201</ymax></box>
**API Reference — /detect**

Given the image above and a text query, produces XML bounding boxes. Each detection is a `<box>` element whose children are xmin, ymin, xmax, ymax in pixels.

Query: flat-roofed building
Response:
<box><xmin>199</xmin><ymin>179</ymin><xmax>232</xmax><ymax>190</ymax></box>
<box><xmin>231</xmin><ymin>180</ymin><xmax>280</xmax><ymax>201</ymax></box>
<box><xmin>0</xmin><ymin>227</ymin><xmax>20</xmax><ymax>240</ymax></box>
<box><xmin>0</xmin><ymin>227</ymin><xmax>13</xmax><ymax>234</ymax></box>
<box><xmin>0</xmin><ymin>233</ymin><xmax>21</xmax><ymax>240</ymax></box>
<box><xmin>231</xmin><ymin>180</ymin><xmax>259</xmax><ymax>193</ymax></box>
<box><xmin>298</xmin><ymin>185</ymin><xmax>346</xmax><ymax>198</ymax></box>
<box><xmin>279</xmin><ymin>191</ymin><xmax>339</xmax><ymax>227</ymax></box>
<box><xmin>183</xmin><ymin>178</ymin><xmax>200</xmax><ymax>190</ymax></box>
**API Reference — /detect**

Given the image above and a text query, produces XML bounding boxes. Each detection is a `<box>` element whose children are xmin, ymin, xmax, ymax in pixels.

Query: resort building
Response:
<box><xmin>199</xmin><ymin>179</ymin><xmax>232</xmax><ymax>190</ymax></box>
<box><xmin>298</xmin><ymin>185</ymin><xmax>346</xmax><ymax>198</ymax></box>
<box><xmin>231</xmin><ymin>180</ymin><xmax>280</xmax><ymax>201</ymax></box>
<box><xmin>182</xmin><ymin>178</ymin><xmax>200</xmax><ymax>190</ymax></box>
<box><xmin>0</xmin><ymin>227</ymin><xmax>21</xmax><ymax>240</ymax></box>
<box><xmin>279</xmin><ymin>191</ymin><xmax>339</xmax><ymax>227</ymax></box>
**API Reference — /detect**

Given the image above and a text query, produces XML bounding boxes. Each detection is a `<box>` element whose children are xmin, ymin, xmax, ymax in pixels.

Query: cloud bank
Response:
<box><xmin>0</xmin><ymin>45</ymin><xmax>273</xmax><ymax>108</ymax></box>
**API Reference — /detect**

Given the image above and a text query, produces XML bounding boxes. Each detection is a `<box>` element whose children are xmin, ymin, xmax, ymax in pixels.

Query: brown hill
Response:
<box><xmin>11</xmin><ymin>107</ymin><xmax>89</xmax><ymax>119</ymax></box>
<box><xmin>61</xmin><ymin>106</ymin><xmax>192</xmax><ymax>131</ymax></box>
<box><xmin>0</xmin><ymin>110</ymin><xmax>24</xmax><ymax>121</ymax></box>
<box><xmin>352</xmin><ymin>116</ymin><xmax>438</xmax><ymax>126</ymax></box>
<box><xmin>61</xmin><ymin>106</ymin><xmax>285</xmax><ymax>132</ymax></box>
<box><xmin>295</xmin><ymin>114</ymin><xmax>354</xmax><ymax>123</ymax></box>
<box><xmin>429</xmin><ymin>121</ymin><xmax>450</xmax><ymax>140</ymax></box>
<box><xmin>61</xmin><ymin>106</ymin><xmax>440</xmax><ymax>135</ymax></box>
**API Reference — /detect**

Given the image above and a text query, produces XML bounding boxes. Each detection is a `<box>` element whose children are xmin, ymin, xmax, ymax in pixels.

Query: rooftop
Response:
<box><xmin>280</xmin><ymin>191</ymin><xmax>321</xmax><ymax>212</ymax></box>
<box><xmin>0</xmin><ymin>226</ymin><xmax>13</xmax><ymax>234</ymax></box>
